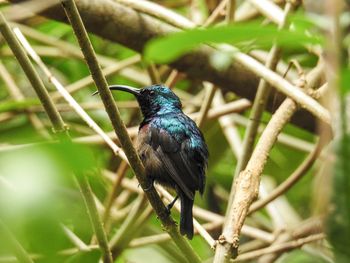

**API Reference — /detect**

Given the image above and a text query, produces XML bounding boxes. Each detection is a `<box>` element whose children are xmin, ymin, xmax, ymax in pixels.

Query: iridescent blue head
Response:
<box><xmin>109</xmin><ymin>84</ymin><xmax>182</xmax><ymax>118</ymax></box>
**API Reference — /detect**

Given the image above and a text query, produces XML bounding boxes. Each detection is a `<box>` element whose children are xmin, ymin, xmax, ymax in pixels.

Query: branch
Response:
<box><xmin>220</xmin><ymin>97</ymin><xmax>298</xmax><ymax>260</ymax></box>
<box><xmin>216</xmin><ymin>73</ymin><xmax>326</xmax><ymax>260</ymax></box>
<box><xmin>233</xmin><ymin>233</ymin><xmax>325</xmax><ymax>262</ymax></box>
<box><xmin>59</xmin><ymin>1</ymin><xmax>201</xmax><ymax>262</ymax></box>
<box><xmin>9</xmin><ymin>0</ymin><xmax>322</xmax><ymax>133</ymax></box>
<box><xmin>0</xmin><ymin>219</ymin><xmax>34</xmax><ymax>263</ymax></box>
<box><xmin>0</xmin><ymin>11</ymin><xmax>113</xmax><ymax>263</ymax></box>
<box><xmin>248</xmin><ymin>139</ymin><xmax>322</xmax><ymax>214</ymax></box>
<box><xmin>0</xmin><ymin>61</ymin><xmax>49</xmax><ymax>137</ymax></box>
<box><xmin>196</xmin><ymin>82</ymin><xmax>217</xmax><ymax>128</ymax></box>
<box><xmin>0</xmin><ymin>12</ymin><xmax>66</xmax><ymax>134</ymax></box>
<box><xmin>214</xmin><ymin>3</ymin><xmax>298</xmax><ymax>261</ymax></box>
<box><xmin>12</xmin><ymin>27</ymin><xmax>127</xmax><ymax>160</ymax></box>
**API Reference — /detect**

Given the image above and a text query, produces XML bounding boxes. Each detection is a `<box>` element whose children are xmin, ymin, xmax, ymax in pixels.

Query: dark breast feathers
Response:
<box><xmin>136</xmin><ymin>114</ymin><xmax>208</xmax><ymax>200</ymax></box>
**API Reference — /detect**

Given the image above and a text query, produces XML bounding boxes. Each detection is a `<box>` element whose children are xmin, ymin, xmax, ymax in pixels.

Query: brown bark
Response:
<box><xmin>10</xmin><ymin>0</ymin><xmax>319</xmax><ymax>132</ymax></box>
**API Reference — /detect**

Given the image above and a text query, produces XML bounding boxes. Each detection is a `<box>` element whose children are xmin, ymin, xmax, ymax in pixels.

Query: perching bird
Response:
<box><xmin>108</xmin><ymin>84</ymin><xmax>208</xmax><ymax>239</ymax></box>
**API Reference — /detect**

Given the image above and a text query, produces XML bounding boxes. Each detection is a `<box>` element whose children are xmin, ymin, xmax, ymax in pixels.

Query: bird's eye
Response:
<box><xmin>149</xmin><ymin>90</ymin><xmax>155</xmax><ymax>96</ymax></box>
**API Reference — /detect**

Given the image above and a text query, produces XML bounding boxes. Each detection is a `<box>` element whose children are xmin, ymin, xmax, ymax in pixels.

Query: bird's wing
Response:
<box><xmin>149</xmin><ymin>126</ymin><xmax>198</xmax><ymax>200</ymax></box>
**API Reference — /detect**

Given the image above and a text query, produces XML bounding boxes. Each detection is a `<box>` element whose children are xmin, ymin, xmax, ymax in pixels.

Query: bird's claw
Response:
<box><xmin>143</xmin><ymin>179</ymin><xmax>154</xmax><ymax>192</ymax></box>
<box><xmin>165</xmin><ymin>204</ymin><xmax>172</xmax><ymax>216</ymax></box>
<box><xmin>165</xmin><ymin>195</ymin><xmax>178</xmax><ymax>216</ymax></box>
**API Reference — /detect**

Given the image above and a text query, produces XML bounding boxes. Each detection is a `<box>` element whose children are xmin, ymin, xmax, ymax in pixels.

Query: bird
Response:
<box><xmin>107</xmin><ymin>84</ymin><xmax>208</xmax><ymax>239</ymax></box>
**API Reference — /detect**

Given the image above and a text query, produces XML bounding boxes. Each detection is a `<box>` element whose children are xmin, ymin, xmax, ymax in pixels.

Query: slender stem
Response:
<box><xmin>0</xmin><ymin>61</ymin><xmax>49</xmax><ymax>137</ymax></box>
<box><xmin>9</xmin><ymin>0</ymin><xmax>326</xmax><ymax>132</ymax></box>
<box><xmin>105</xmin><ymin>173</ymin><xmax>275</xmax><ymax>243</ymax></box>
<box><xmin>75</xmin><ymin>175</ymin><xmax>113</xmax><ymax>263</ymax></box>
<box><xmin>226</xmin><ymin>0</ymin><xmax>235</xmax><ymax>23</ymax></box>
<box><xmin>213</xmin><ymin>3</ymin><xmax>298</xmax><ymax>262</ymax></box>
<box><xmin>196</xmin><ymin>83</ymin><xmax>217</xmax><ymax>128</ymax></box>
<box><xmin>0</xmin><ymin>12</ymin><xmax>66</xmax><ymax>135</ymax></box>
<box><xmin>203</xmin><ymin>0</ymin><xmax>228</xmax><ymax>27</ymax></box>
<box><xmin>221</xmin><ymin>98</ymin><xmax>298</xmax><ymax>260</ymax></box>
<box><xmin>0</xmin><ymin>219</ymin><xmax>34</xmax><ymax>263</ymax></box>
<box><xmin>109</xmin><ymin>196</ymin><xmax>147</xmax><ymax>255</ymax></box>
<box><xmin>220</xmin><ymin>42</ymin><xmax>330</xmax><ymax>124</ymax></box>
<box><xmin>114</xmin><ymin>0</ymin><xmax>195</xmax><ymax>29</ymax></box>
<box><xmin>247</xmin><ymin>0</ymin><xmax>284</xmax><ymax>25</ymax></box>
<box><xmin>213</xmin><ymin>92</ymin><xmax>243</xmax><ymax>158</ymax></box>
<box><xmin>146</xmin><ymin>62</ymin><xmax>161</xmax><ymax>83</ymax></box>
<box><xmin>61</xmin><ymin>224</ymin><xmax>89</xmax><ymax>250</ymax></box>
<box><xmin>225</xmin><ymin>0</ymin><xmax>294</xmax><ymax>222</ymax></box>
<box><xmin>0</xmin><ymin>12</ymin><xmax>113</xmax><ymax>263</ymax></box>
<box><xmin>13</xmin><ymin>27</ymin><xmax>127</xmax><ymax>160</ymax></box>
<box><xmin>60</xmin><ymin>1</ymin><xmax>201</xmax><ymax>262</ymax></box>
<box><xmin>157</xmin><ymin>187</ymin><xmax>216</xmax><ymax>247</ymax></box>
<box><xmin>113</xmin><ymin>0</ymin><xmax>330</xmax><ymax>125</ymax></box>
<box><xmin>233</xmin><ymin>233</ymin><xmax>325</xmax><ymax>262</ymax></box>
<box><xmin>164</xmin><ymin>69</ymin><xmax>180</xmax><ymax>88</ymax></box>
<box><xmin>51</xmin><ymin>55</ymin><xmax>141</xmax><ymax>100</ymax></box>
<box><xmin>249</xmin><ymin>139</ymin><xmax>323</xmax><ymax>214</ymax></box>
<box><xmin>129</xmin><ymin>221</ymin><xmax>222</xmax><ymax>248</ymax></box>
<box><xmin>102</xmin><ymin>161</ymin><xmax>129</xmax><ymax>225</ymax></box>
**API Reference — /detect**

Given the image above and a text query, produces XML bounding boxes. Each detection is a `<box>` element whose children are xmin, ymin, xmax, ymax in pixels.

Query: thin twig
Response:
<box><xmin>220</xmin><ymin>43</ymin><xmax>330</xmax><ymax>124</ymax></box>
<box><xmin>213</xmin><ymin>92</ymin><xmax>243</xmax><ymax>158</ymax></box>
<box><xmin>219</xmin><ymin>1</ymin><xmax>295</xmax><ymax>255</ymax></box>
<box><xmin>0</xmin><ymin>219</ymin><xmax>34</xmax><ymax>263</ymax></box>
<box><xmin>233</xmin><ymin>233</ymin><xmax>325</xmax><ymax>262</ymax></box>
<box><xmin>51</xmin><ymin>55</ymin><xmax>141</xmax><ymax>101</ymax></box>
<box><xmin>0</xmin><ymin>12</ymin><xmax>113</xmax><ymax>263</ymax></box>
<box><xmin>157</xmin><ymin>187</ymin><xmax>216</xmax><ymax>248</ymax></box>
<box><xmin>213</xmin><ymin>4</ymin><xmax>301</xmax><ymax>260</ymax></box>
<box><xmin>114</xmin><ymin>0</ymin><xmax>330</xmax><ymax>125</ymax></box>
<box><xmin>226</xmin><ymin>0</ymin><xmax>235</xmax><ymax>23</ymax></box>
<box><xmin>203</xmin><ymin>0</ymin><xmax>228</xmax><ymax>27</ymax></box>
<box><xmin>218</xmin><ymin>69</ymin><xmax>325</xmax><ymax>259</ymax></box>
<box><xmin>114</xmin><ymin>0</ymin><xmax>195</xmax><ymax>29</ymax></box>
<box><xmin>75</xmin><ymin>176</ymin><xmax>114</xmax><ymax>262</ymax></box>
<box><xmin>0</xmin><ymin>61</ymin><xmax>49</xmax><ymax>137</ymax></box>
<box><xmin>222</xmin><ymin>97</ymin><xmax>298</xmax><ymax>257</ymax></box>
<box><xmin>247</xmin><ymin>0</ymin><xmax>284</xmax><ymax>25</ymax></box>
<box><xmin>13</xmin><ymin>27</ymin><xmax>127</xmax><ymax>161</ymax></box>
<box><xmin>102</xmin><ymin>161</ymin><xmax>129</xmax><ymax>226</ymax></box>
<box><xmin>196</xmin><ymin>82</ymin><xmax>217</xmax><ymax>128</ymax></box>
<box><xmin>129</xmin><ymin>221</ymin><xmax>222</xmax><ymax>248</ymax></box>
<box><xmin>109</xmin><ymin>195</ymin><xmax>147</xmax><ymax>253</ymax></box>
<box><xmin>0</xmin><ymin>12</ymin><xmax>66</xmax><ymax>134</ymax></box>
<box><xmin>13</xmin><ymin>23</ymin><xmax>148</xmax><ymax>89</ymax></box>
<box><xmin>231</xmin><ymin>114</ymin><xmax>315</xmax><ymax>153</ymax></box>
<box><xmin>104</xmin><ymin>173</ymin><xmax>275</xmax><ymax>243</ymax></box>
<box><xmin>61</xmin><ymin>224</ymin><xmax>90</xmax><ymax>251</ymax></box>
<box><xmin>249</xmin><ymin>139</ymin><xmax>323</xmax><ymax>214</ymax></box>
<box><xmin>146</xmin><ymin>62</ymin><xmax>161</xmax><ymax>83</ymax></box>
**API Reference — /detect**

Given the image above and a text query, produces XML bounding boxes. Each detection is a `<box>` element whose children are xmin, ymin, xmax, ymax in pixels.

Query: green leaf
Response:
<box><xmin>0</xmin><ymin>99</ymin><xmax>40</xmax><ymax>113</ymax></box>
<box><xmin>144</xmin><ymin>22</ymin><xmax>323</xmax><ymax>64</ymax></box>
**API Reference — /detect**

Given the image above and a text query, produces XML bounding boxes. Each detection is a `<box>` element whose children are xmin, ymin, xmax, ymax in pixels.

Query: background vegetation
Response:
<box><xmin>0</xmin><ymin>0</ymin><xmax>348</xmax><ymax>262</ymax></box>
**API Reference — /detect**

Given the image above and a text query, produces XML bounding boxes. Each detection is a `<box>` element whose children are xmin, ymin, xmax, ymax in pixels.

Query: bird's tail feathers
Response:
<box><xmin>179</xmin><ymin>193</ymin><xmax>194</xmax><ymax>239</ymax></box>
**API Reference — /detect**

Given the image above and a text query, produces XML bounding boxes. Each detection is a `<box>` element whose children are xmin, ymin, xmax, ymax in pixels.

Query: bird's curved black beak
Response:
<box><xmin>92</xmin><ymin>85</ymin><xmax>141</xmax><ymax>97</ymax></box>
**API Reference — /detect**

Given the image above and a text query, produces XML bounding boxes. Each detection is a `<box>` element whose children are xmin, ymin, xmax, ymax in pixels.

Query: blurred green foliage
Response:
<box><xmin>0</xmin><ymin>3</ymin><xmax>340</xmax><ymax>263</ymax></box>
<box><xmin>144</xmin><ymin>20</ymin><xmax>322</xmax><ymax>64</ymax></box>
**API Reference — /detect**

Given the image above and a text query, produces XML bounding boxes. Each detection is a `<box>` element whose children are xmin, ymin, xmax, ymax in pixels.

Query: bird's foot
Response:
<box><xmin>143</xmin><ymin>179</ymin><xmax>155</xmax><ymax>192</ymax></box>
<box><xmin>165</xmin><ymin>195</ymin><xmax>178</xmax><ymax>216</ymax></box>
